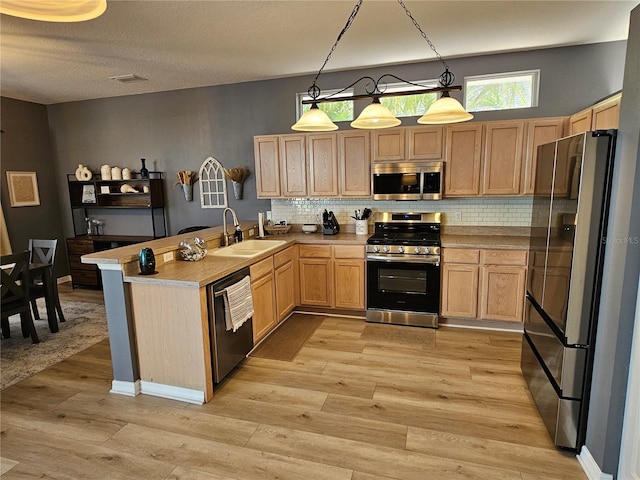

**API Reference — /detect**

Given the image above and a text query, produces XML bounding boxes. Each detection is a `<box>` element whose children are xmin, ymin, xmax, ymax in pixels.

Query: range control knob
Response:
<box><xmin>398</xmin><ymin>246</ymin><xmax>405</xmax><ymax>254</ymax></box>
<box><xmin>373</xmin><ymin>245</ymin><xmax>380</xmax><ymax>253</ymax></box>
<box><xmin>424</xmin><ymin>247</ymin><xmax>430</xmax><ymax>254</ymax></box>
<box><xmin>414</xmin><ymin>247</ymin><xmax>421</xmax><ymax>254</ymax></box>
<box><xmin>383</xmin><ymin>246</ymin><xmax>390</xmax><ymax>253</ymax></box>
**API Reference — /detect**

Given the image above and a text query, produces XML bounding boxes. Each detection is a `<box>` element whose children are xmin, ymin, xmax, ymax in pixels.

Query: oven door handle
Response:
<box><xmin>366</xmin><ymin>254</ymin><xmax>440</xmax><ymax>265</ymax></box>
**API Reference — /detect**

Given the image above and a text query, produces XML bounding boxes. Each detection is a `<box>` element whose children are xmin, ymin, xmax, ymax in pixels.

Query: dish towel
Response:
<box><xmin>222</xmin><ymin>275</ymin><xmax>254</xmax><ymax>332</ymax></box>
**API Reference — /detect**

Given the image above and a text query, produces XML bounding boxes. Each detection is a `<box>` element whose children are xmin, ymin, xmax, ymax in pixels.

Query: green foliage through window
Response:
<box><xmin>380</xmin><ymin>93</ymin><xmax>439</xmax><ymax>117</ymax></box>
<box><xmin>465</xmin><ymin>71</ymin><xmax>539</xmax><ymax>112</ymax></box>
<box><xmin>301</xmin><ymin>100</ymin><xmax>353</xmax><ymax>122</ymax></box>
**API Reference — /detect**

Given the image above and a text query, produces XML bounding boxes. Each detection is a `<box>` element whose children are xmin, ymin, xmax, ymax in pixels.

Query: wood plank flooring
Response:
<box><xmin>0</xmin><ymin>288</ymin><xmax>586</xmax><ymax>479</ymax></box>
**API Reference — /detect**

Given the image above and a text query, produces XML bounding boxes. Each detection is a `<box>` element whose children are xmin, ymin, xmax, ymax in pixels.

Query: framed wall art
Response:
<box><xmin>6</xmin><ymin>171</ymin><xmax>40</xmax><ymax>207</ymax></box>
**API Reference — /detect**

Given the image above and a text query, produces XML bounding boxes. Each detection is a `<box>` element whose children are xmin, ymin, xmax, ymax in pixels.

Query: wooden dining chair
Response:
<box><xmin>28</xmin><ymin>238</ymin><xmax>65</xmax><ymax>324</ymax></box>
<box><xmin>1</xmin><ymin>251</ymin><xmax>39</xmax><ymax>343</ymax></box>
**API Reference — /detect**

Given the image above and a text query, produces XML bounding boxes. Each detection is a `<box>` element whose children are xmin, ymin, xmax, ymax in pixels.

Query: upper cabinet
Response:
<box><xmin>406</xmin><ymin>126</ymin><xmax>444</xmax><ymax>160</ymax></box>
<box><xmin>279</xmin><ymin>135</ymin><xmax>307</xmax><ymax>197</ymax></box>
<box><xmin>522</xmin><ymin>117</ymin><xmax>566</xmax><ymax>195</ymax></box>
<box><xmin>338</xmin><ymin>131</ymin><xmax>371</xmax><ymax>197</ymax></box>
<box><xmin>569</xmin><ymin>92</ymin><xmax>621</xmax><ymax>134</ymax></box>
<box><xmin>254</xmin><ymin>136</ymin><xmax>281</xmax><ymax>198</ymax></box>
<box><xmin>308</xmin><ymin>134</ymin><xmax>338</xmax><ymax>196</ymax></box>
<box><xmin>443</xmin><ymin>123</ymin><xmax>483</xmax><ymax>197</ymax></box>
<box><xmin>482</xmin><ymin>120</ymin><xmax>525</xmax><ymax>196</ymax></box>
<box><xmin>372</xmin><ymin>128</ymin><xmax>405</xmax><ymax>161</ymax></box>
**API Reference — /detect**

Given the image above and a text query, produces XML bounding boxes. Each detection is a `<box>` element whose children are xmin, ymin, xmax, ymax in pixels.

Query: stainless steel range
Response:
<box><xmin>366</xmin><ymin>212</ymin><xmax>441</xmax><ymax>328</ymax></box>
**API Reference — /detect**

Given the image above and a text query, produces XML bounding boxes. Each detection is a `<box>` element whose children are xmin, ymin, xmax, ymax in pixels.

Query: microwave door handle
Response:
<box><xmin>419</xmin><ymin>170</ymin><xmax>425</xmax><ymax>200</ymax></box>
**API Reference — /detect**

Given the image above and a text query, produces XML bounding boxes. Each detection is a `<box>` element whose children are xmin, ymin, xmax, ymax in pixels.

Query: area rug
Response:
<box><xmin>1</xmin><ymin>299</ymin><xmax>108</xmax><ymax>389</ymax></box>
<box><xmin>250</xmin><ymin>313</ymin><xmax>325</xmax><ymax>361</ymax></box>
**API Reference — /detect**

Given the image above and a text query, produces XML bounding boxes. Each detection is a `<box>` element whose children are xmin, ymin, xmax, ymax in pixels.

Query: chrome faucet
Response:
<box><xmin>222</xmin><ymin>207</ymin><xmax>240</xmax><ymax>246</ymax></box>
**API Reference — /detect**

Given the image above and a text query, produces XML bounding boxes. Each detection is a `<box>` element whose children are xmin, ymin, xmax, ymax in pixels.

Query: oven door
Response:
<box><xmin>366</xmin><ymin>257</ymin><xmax>441</xmax><ymax>317</ymax></box>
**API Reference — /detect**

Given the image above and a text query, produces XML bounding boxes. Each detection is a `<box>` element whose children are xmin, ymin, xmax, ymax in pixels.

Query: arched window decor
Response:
<box><xmin>198</xmin><ymin>157</ymin><xmax>228</xmax><ymax>209</ymax></box>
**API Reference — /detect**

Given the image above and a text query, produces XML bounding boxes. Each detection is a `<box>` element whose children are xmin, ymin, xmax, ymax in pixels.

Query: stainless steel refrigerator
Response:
<box><xmin>521</xmin><ymin>130</ymin><xmax>617</xmax><ymax>450</ymax></box>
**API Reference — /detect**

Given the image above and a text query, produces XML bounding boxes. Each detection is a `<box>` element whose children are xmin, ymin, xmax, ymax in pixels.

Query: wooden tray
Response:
<box><xmin>264</xmin><ymin>225</ymin><xmax>291</xmax><ymax>235</ymax></box>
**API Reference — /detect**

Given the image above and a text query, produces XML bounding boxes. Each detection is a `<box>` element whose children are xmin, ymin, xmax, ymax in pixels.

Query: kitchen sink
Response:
<box><xmin>210</xmin><ymin>239</ymin><xmax>287</xmax><ymax>258</ymax></box>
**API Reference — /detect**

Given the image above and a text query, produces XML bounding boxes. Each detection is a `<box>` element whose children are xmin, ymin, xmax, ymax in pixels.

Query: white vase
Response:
<box><xmin>101</xmin><ymin>164</ymin><xmax>111</xmax><ymax>180</ymax></box>
<box><xmin>75</xmin><ymin>164</ymin><xmax>92</xmax><ymax>181</ymax></box>
<box><xmin>111</xmin><ymin>166</ymin><xmax>122</xmax><ymax>180</ymax></box>
<box><xmin>122</xmin><ymin>168</ymin><xmax>131</xmax><ymax>180</ymax></box>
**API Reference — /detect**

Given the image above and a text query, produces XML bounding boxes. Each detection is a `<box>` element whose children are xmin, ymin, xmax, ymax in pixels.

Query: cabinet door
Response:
<box><xmin>251</xmin><ymin>272</ymin><xmax>277</xmax><ymax>343</ymax></box>
<box><xmin>441</xmin><ymin>263</ymin><xmax>479</xmax><ymax>318</ymax></box>
<box><xmin>254</xmin><ymin>136</ymin><xmax>281</xmax><ymax>198</ymax></box>
<box><xmin>279</xmin><ymin>135</ymin><xmax>307</xmax><ymax>197</ymax></box>
<box><xmin>299</xmin><ymin>258</ymin><xmax>333</xmax><ymax>307</ymax></box>
<box><xmin>444</xmin><ymin>124</ymin><xmax>483</xmax><ymax>196</ymax></box>
<box><xmin>275</xmin><ymin>261</ymin><xmax>296</xmax><ymax>321</ymax></box>
<box><xmin>592</xmin><ymin>93</ymin><xmax>621</xmax><ymax>130</ymax></box>
<box><xmin>482</xmin><ymin>121</ymin><xmax>525</xmax><ymax>195</ymax></box>
<box><xmin>334</xmin><ymin>259</ymin><xmax>365</xmax><ymax>309</ymax></box>
<box><xmin>308</xmin><ymin>133</ymin><xmax>339</xmax><ymax>196</ymax></box>
<box><xmin>372</xmin><ymin>128</ymin><xmax>405</xmax><ymax>161</ymax></box>
<box><xmin>407</xmin><ymin>126</ymin><xmax>444</xmax><ymax>160</ymax></box>
<box><xmin>338</xmin><ymin>131</ymin><xmax>370</xmax><ymax>197</ymax></box>
<box><xmin>479</xmin><ymin>265</ymin><xmax>526</xmax><ymax>322</ymax></box>
<box><xmin>569</xmin><ymin>109</ymin><xmax>592</xmax><ymax>135</ymax></box>
<box><xmin>522</xmin><ymin>117</ymin><xmax>566</xmax><ymax>194</ymax></box>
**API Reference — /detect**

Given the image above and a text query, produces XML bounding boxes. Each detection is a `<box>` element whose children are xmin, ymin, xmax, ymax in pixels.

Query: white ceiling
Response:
<box><xmin>0</xmin><ymin>0</ymin><xmax>636</xmax><ymax>105</ymax></box>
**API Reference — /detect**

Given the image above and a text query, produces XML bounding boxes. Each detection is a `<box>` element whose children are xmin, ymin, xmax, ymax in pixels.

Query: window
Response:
<box><xmin>379</xmin><ymin>80</ymin><xmax>439</xmax><ymax>117</ymax></box>
<box><xmin>297</xmin><ymin>88</ymin><xmax>354</xmax><ymax>122</ymax></box>
<box><xmin>464</xmin><ymin>70</ymin><xmax>540</xmax><ymax>112</ymax></box>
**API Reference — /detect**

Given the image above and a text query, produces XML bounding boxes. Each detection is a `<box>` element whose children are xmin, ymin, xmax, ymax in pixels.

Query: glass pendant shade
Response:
<box><xmin>350</xmin><ymin>99</ymin><xmax>401</xmax><ymax>129</ymax></box>
<box><xmin>291</xmin><ymin>104</ymin><xmax>338</xmax><ymax>132</ymax></box>
<box><xmin>0</xmin><ymin>0</ymin><xmax>107</xmax><ymax>22</ymax></box>
<box><xmin>418</xmin><ymin>95</ymin><xmax>474</xmax><ymax>125</ymax></box>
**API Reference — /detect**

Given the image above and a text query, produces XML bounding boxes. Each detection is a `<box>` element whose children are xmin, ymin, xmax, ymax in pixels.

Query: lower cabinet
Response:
<box><xmin>298</xmin><ymin>244</ymin><xmax>365</xmax><ymax>310</ymax></box>
<box><xmin>274</xmin><ymin>247</ymin><xmax>296</xmax><ymax>321</ymax></box>
<box><xmin>442</xmin><ymin>247</ymin><xmax>527</xmax><ymax>323</ymax></box>
<box><xmin>250</xmin><ymin>257</ymin><xmax>277</xmax><ymax>343</ymax></box>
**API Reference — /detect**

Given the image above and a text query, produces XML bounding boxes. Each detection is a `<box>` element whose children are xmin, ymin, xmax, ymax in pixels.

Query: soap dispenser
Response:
<box><xmin>234</xmin><ymin>225</ymin><xmax>243</xmax><ymax>243</ymax></box>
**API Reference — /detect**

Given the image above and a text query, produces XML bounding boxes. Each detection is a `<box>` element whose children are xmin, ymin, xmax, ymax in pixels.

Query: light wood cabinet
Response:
<box><xmin>338</xmin><ymin>131</ymin><xmax>370</xmax><ymax>197</ymax></box>
<box><xmin>372</xmin><ymin>128</ymin><xmax>405</xmax><ymax>161</ymax></box>
<box><xmin>274</xmin><ymin>247</ymin><xmax>296</xmax><ymax>322</ymax></box>
<box><xmin>569</xmin><ymin>109</ymin><xmax>593</xmax><ymax>135</ymax></box>
<box><xmin>482</xmin><ymin>120</ymin><xmax>525</xmax><ymax>195</ymax></box>
<box><xmin>298</xmin><ymin>244</ymin><xmax>364</xmax><ymax>309</ymax></box>
<box><xmin>254</xmin><ymin>136</ymin><xmax>281</xmax><ymax>198</ymax></box>
<box><xmin>250</xmin><ymin>257</ymin><xmax>277</xmax><ymax>343</ymax></box>
<box><xmin>444</xmin><ymin>123</ymin><xmax>483</xmax><ymax>197</ymax></box>
<box><xmin>441</xmin><ymin>248</ymin><xmax>480</xmax><ymax>318</ymax></box>
<box><xmin>592</xmin><ymin>93</ymin><xmax>621</xmax><ymax>130</ymax></box>
<box><xmin>406</xmin><ymin>125</ymin><xmax>444</xmax><ymax>160</ymax></box>
<box><xmin>441</xmin><ymin>247</ymin><xmax>527</xmax><ymax>323</ymax></box>
<box><xmin>522</xmin><ymin>117</ymin><xmax>566</xmax><ymax>194</ymax></box>
<box><xmin>280</xmin><ymin>135</ymin><xmax>307</xmax><ymax>197</ymax></box>
<box><xmin>307</xmin><ymin>133</ymin><xmax>338</xmax><ymax>196</ymax></box>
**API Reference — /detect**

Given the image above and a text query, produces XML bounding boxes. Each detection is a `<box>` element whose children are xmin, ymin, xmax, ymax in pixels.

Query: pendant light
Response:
<box><xmin>350</xmin><ymin>98</ymin><xmax>401</xmax><ymax>129</ymax></box>
<box><xmin>292</xmin><ymin>0</ymin><xmax>473</xmax><ymax>132</ymax></box>
<box><xmin>292</xmin><ymin>104</ymin><xmax>338</xmax><ymax>131</ymax></box>
<box><xmin>0</xmin><ymin>0</ymin><xmax>107</xmax><ymax>22</ymax></box>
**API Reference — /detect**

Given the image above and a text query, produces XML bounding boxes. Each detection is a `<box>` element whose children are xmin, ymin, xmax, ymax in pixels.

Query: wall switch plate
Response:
<box><xmin>249</xmin><ymin>228</ymin><xmax>255</xmax><ymax>237</ymax></box>
<box><xmin>454</xmin><ymin>211</ymin><xmax>462</xmax><ymax>221</ymax></box>
<box><xmin>163</xmin><ymin>252</ymin><xmax>174</xmax><ymax>263</ymax></box>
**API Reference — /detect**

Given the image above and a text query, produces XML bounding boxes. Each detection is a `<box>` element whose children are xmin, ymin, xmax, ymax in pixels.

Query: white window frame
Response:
<box><xmin>464</xmin><ymin>69</ymin><xmax>540</xmax><ymax>112</ymax></box>
<box><xmin>296</xmin><ymin>88</ymin><xmax>355</xmax><ymax>121</ymax></box>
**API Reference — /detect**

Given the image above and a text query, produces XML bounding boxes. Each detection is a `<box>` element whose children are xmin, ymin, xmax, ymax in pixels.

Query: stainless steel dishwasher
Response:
<box><xmin>207</xmin><ymin>267</ymin><xmax>254</xmax><ymax>385</ymax></box>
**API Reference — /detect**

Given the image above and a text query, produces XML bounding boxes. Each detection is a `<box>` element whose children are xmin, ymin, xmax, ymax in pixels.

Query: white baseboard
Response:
<box><xmin>139</xmin><ymin>381</ymin><xmax>205</xmax><ymax>405</ymax></box>
<box><xmin>110</xmin><ymin>379</ymin><xmax>140</xmax><ymax>397</ymax></box>
<box><xmin>577</xmin><ymin>446</ymin><xmax>614</xmax><ymax>480</ymax></box>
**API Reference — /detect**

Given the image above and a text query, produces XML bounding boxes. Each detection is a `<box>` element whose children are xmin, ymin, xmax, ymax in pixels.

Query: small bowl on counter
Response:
<box><xmin>302</xmin><ymin>224</ymin><xmax>318</xmax><ymax>234</ymax></box>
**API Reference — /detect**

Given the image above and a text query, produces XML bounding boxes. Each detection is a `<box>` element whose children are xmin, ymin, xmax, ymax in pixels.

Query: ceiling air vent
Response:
<box><xmin>109</xmin><ymin>74</ymin><xmax>148</xmax><ymax>83</ymax></box>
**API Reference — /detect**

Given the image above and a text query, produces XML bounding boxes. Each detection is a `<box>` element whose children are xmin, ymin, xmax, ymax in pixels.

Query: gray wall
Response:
<box><xmin>46</xmin><ymin>41</ymin><xmax>627</xmax><ymax>242</ymax></box>
<box><xmin>0</xmin><ymin>97</ymin><xmax>67</xmax><ymax>278</ymax></box>
<box><xmin>586</xmin><ymin>5</ymin><xmax>640</xmax><ymax>476</ymax></box>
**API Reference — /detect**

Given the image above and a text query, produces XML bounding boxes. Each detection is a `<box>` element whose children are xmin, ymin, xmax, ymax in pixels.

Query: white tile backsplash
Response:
<box><xmin>271</xmin><ymin>197</ymin><xmax>533</xmax><ymax>227</ymax></box>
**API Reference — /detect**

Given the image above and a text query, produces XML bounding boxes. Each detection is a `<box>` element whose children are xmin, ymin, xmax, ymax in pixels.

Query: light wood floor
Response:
<box><xmin>1</xmin><ymin>288</ymin><xmax>586</xmax><ymax>479</ymax></box>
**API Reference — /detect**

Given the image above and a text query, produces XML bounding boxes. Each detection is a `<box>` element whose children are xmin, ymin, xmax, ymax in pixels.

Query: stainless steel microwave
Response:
<box><xmin>372</xmin><ymin>161</ymin><xmax>443</xmax><ymax>200</ymax></box>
